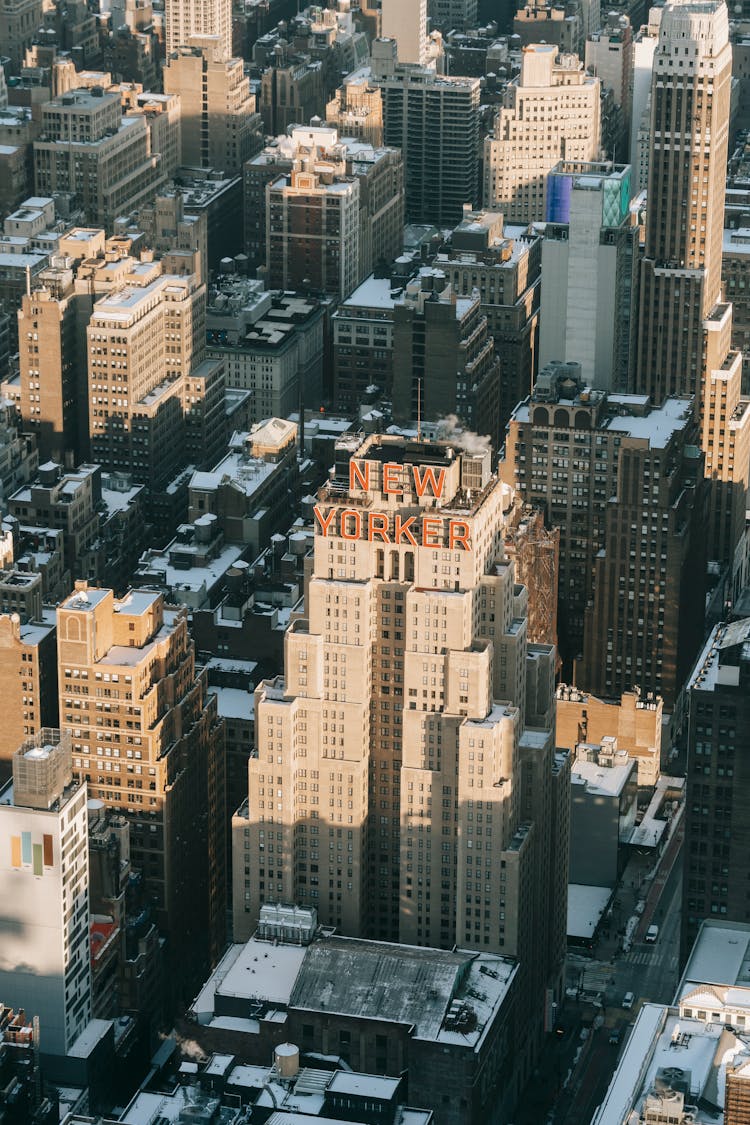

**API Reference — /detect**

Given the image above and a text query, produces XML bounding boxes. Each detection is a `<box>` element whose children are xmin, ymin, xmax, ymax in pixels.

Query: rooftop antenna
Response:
<box><xmin>25</xmin><ymin>264</ymin><xmax>31</xmax><ymax>297</ymax></box>
<box><xmin>417</xmin><ymin>377</ymin><xmax>422</xmax><ymax>441</ymax></box>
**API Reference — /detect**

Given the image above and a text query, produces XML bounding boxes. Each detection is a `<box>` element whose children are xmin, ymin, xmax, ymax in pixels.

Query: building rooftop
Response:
<box><xmin>679</xmin><ymin>921</ymin><xmax>750</xmax><ymax>996</ymax></box>
<box><xmin>342</xmin><ymin>274</ymin><xmax>400</xmax><ymax>310</ymax></box>
<box><xmin>290</xmin><ymin>937</ymin><xmax>515</xmax><ymax>1048</ymax></box>
<box><xmin>571</xmin><ymin>755</ymin><xmax>635</xmax><ymax>798</ymax></box>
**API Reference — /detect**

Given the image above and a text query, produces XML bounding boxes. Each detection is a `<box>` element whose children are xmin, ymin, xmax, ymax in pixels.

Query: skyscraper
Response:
<box><xmin>233</xmin><ymin>433</ymin><xmax>569</xmax><ymax>1084</ymax></box>
<box><xmin>633</xmin><ymin>0</ymin><xmax>750</xmax><ymax>579</ymax></box>
<box><xmin>633</xmin><ymin>0</ymin><xmax>732</xmax><ymax>406</ymax></box>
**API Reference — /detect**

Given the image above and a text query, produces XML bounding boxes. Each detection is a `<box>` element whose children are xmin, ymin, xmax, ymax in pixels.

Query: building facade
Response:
<box><xmin>0</xmin><ymin>730</ymin><xmax>91</xmax><ymax>1057</ymax></box>
<box><xmin>483</xmin><ymin>45</ymin><xmax>601</xmax><ymax>223</ymax></box>
<box><xmin>540</xmin><ymin>161</ymin><xmax>638</xmax><ymax>391</ymax></box>
<box><xmin>58</xmin><ymin>584</ymin><xmax>226</xmax><ymax>998</ymax></box>
<box><xmin>233</xmin><ymin>432</ymin><xmax>569</xmax><ymax>1099</ymax></box>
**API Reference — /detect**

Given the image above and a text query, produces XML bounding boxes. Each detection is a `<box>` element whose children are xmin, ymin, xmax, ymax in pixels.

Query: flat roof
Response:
<box><xmin>571</xmin><ymin>755</ymin><xmax>634</xmax><ymax>798</ymax></box>
<box><xmin>567</xmin><ymin>884</ymin><xmax>612</xmax><ymax>939</ymax></box>
<box><xmin>679</xmin><ymin>921</ymin><xmax>750</xmax><ymax>995</ymax></box>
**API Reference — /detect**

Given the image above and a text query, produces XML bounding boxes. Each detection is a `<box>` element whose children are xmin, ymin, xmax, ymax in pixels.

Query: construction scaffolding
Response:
<box><xmin>504</xmin><ymin>503</ymin><xmax>560</xmax><ymax>661</ymax></box>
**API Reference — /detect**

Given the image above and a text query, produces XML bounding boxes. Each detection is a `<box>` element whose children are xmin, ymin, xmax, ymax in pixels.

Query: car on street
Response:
<box><xmin>646</xmin><ymin>924</ymin><xmax>659</xmax><ymax>943</ymax></box>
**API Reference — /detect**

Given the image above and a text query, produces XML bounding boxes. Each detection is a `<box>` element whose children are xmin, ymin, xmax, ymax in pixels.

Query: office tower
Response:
<box><xmin>0</xmin><ymin>730</ymin><xmax>91</xmax><ymax>1058</ymax></box>
<box><xmin>0</xmin><ymin>0</ymin><xmax>44</xmax><ymax>71</ymax></box>
<box><xmin>235</xmin><ymin>434</ymin><xmax>569</xmax><ymax>1092</ymax></box>
<box><xmin>633</xmin><ymin>0</ymin><xmax>731</xmax><ymax>406</ymax></box>
<box><xmin>539</xmin><ymin>161</ymin><xmax>638</xmax><ymax>391</ymax></box>
<box><xmin>163</xmin><ymin>39</ymin><xmax>262</xmax><ymax>175</ymax></box>
<box><xmin>629</xmin><ymin>6</ymin><xmax>661</xmax><ymax>190</ymax></box>
<box><xmin>0</xmin><ymin>582</ymin><xmax>58</xmax><ymax>780</ymax></box>
<box><xmin>585</xmin><ymin>13</ymin><xmax>633</xmax><ymax>142</ymax></box>
<box><xmin>33</xmin><ymin>88</ymin><xmax>179</xmax><ymax>230</ymax></box>
<box><xmin>436</xmin><ymin>207</ymin><xmax>541</xmax><ymax>431</ymax></box>
<box><xmin>682</xmin><ymin>618</ymin><xmax>750</xmax><ymax>959</ymax></box>
<box><xmin>58</xmin><ymin>583</ymin><xmax>226</xmax><ymax>996</ymax></box>
<box><xmin>86</xmin><ymin>266</ymin><xmax>225</xmax><ymax>493</ymax></box>
<box><xmin>332</xmin><ymin>277</ymin><xmax>397</xmax><ymax>411</ymax></box>
<box><xmin>381</xmin><ymin>0</ymin><xmax>428</xmax><ymax>65</ymax></box>
<box><xmin>391</xmin><ymin>269</ymin><xmax>501</xmax><ymax>440</ymax></box>
<box><xmin>503</xmin><ymin>363</ymin><xmax>706</xmax><ymax>703</ymax></box>
<box><xmin>326</xmin><ymin>74</ymin><xmax>385</xmax><ymax>146</ymax></box>
<box><xmin>164</xmin><ymin>0</ymin><xmax>231</xmax><ymax>60</ymax></box>
<box><xmin>258</xmin><ymin>48</ymin><xmax>328</xmax><ymax>136</ymax></box>
<box><xmin>428</xmin><ymin>0</ymin><xmax>478</xmax><ymax>32</ymax></box>
<box><xmin>634</xmin><ymin>0</ymin><xmax>750</xmax><ymax>578</ymax></box>
<box><xmin>372</xmin><ymin>39</ymin><xmax>480</xmax><ymax>226</ymax></box>
<box><xmin>483</xmin><ymin>46</ymin><xmax>601</xmax><ymax>223</ymax></box>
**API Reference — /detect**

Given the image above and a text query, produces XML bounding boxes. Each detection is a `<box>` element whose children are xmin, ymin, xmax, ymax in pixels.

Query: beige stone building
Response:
<box><xmin>58</xmin><ymin>583</ymin><xmax>226</xmax><ymax>994</ymax></box>
<box><xmin>326</xmin><ymin>73</ymin><xmax>384</xmax><ymax>146</ymax></box>
<box><xmin>164</xmin><ymin>0</ymin><xmax>231</xmax><ymax>61</ymax></box>
<box><xmin>483</xmin><ymin>45</ymin><xmax>601</xmax><ymax>223</ymax></box>
<box><xmin>87</xmin><ymin>266</ymin><xmax>225</xmax><ymax>491</ymax></box>
<box><xmin>163</xmin><ymin>38</ymin><xmax>262</xmax><ymax>175</ymax></box>
<box><xmin>0</xmin><ymin>593</ymin><xmax>58</xmax><ymax>783</ymax></box>
<box><xmin>233</xmin><ymin>433</ymin><xmax>570</xmax><ymax>1086</ymax></box>
<box><xmin>33</xmin><ymin>88</ymin><xmax>180</xmax><ymax>229</ymax></box>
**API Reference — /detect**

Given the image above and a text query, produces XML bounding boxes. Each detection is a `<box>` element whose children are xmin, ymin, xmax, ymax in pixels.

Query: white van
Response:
<box><xmin>622</xmin><ymin>992</ymin><xmax>634</xmax><ymax>1010</ymax></box>
<box><xmin>645</xmin><ymin>924</ymin><xmax>659</xmax><ymax>943</ymax></box>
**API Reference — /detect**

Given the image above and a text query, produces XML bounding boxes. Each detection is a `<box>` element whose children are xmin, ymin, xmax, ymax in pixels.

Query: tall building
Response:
<box><xmin>483</xmin><ymin>45</ymin><xmax>601</xmax><ymax>223</ymax></box>
<box><xmin>372</xmin><ymin>39</ymin><xmax>481</xmax><ymax>226</ymax></box>
<box><xmin>391</xmin><ymin>268</ymin><xmax>502</xmax><ymax>441</ymax></box>
<box><xmin>633</xmin><ymin>0</ymin><xmax>750</xmax><ymax>579</ymax></box>
<box><xmin>503</xmin><ymin>362</ymin><xmax>707</xmax><ymax>703</ymax></box>
<box><xmin>234</xmin><ymin>432</ymin><xmax>569</xmax><ymax>1097</ymax></box>
<box><xmin>17</xmin><ymin>265</ymin><xmax>82</xmax><ymax>463</ymax></box>
<box><xmin>539</xmin><ymin>161</ymin><xmax>638</xmax><ymax>391</ymax></box>
<box><xmin>164</xmin><ymin>0</ymin><xmax>231</xmax><ymax>60</ymax></box>
<box><xmin>0</xmin><ymin>584</ymin><xmax>58</xmax><ymax>781</ymax></box>
<box><xmin>629</xmin><ymin>6</ymin><xmax>661</xmax><ymax>191</ymax></box>
<box><xmin>633</xmin><ymin>0</ymin><xmax>731</xmax><ymax>406</ymax></box>
<box><xmin>163</xmin><ymin>38</ymin><xmax>262</xmax><ymax>175</ymax></box>
<box><xmin>326</xmin><ymin>71</ymin><xmax>385</xmax><ymax>146</ymax></box>
<box><xmin>682</xmin><ymin>619</ymin><xmax>750</xmax><ymax>959</ymax></box>
<box><xmin>58</xmin><ymin>583</ymin><xmax>226</xmax><ymax>997</ymax></box>
<box><xmin>0</xmin><ymin>0</ymin><xmax>44</xmax><ymax>71</ymax></box>
<box><xmin>0</xmin><ymin>730</ymin><xmax>91</xmax><ymax>1058</ymax></box>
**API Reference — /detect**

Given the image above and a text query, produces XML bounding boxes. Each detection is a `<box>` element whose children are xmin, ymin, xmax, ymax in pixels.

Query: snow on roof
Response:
<box><xmin>207</xmin><ymin>685</ymin><xmax>254</xmax><ymax>721</ymax></box>
<box><xmin>342</xmin><ymin>274</ymin><xmax>400</xmax><ymax>310</ymax></box>
<box><xmin>679</xmin><ymin>922</ymin><xmax>750</xmax><ymax>996</ymax></box>
<box><xmin>605</xmin><ymin>395</ymin><xmax>693</xmax><ymax>447</ymax></box>
<box><xmin>327</xmin><ymin>1072</ymin><xmax>400</xmax><ymax>1099</ymax></box>
<box><xmin>215</xmin><ymin>939</ymin><xmax>306</xmax><ymax>1006</ymax></box>
<box><xmin>567</xmin><ymin>883</ymin><xmax>611</xmax><ymax>939</ymax></box>
<box><xmin>571</xmin><ymin>756</ymin><xmax>634</xmax><ymax>798</ymax></box>
<box><xmin>592</xmin><ymin>1003</ymin><xmax>668</xmax><ymax>1124</ymax></box>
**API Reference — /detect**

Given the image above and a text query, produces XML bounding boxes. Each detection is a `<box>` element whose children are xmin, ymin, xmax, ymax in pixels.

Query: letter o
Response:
<box><xmin>340</xmin><ymin>509</ymin><xmax>362</xmax><ymax>541</ymax></box>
